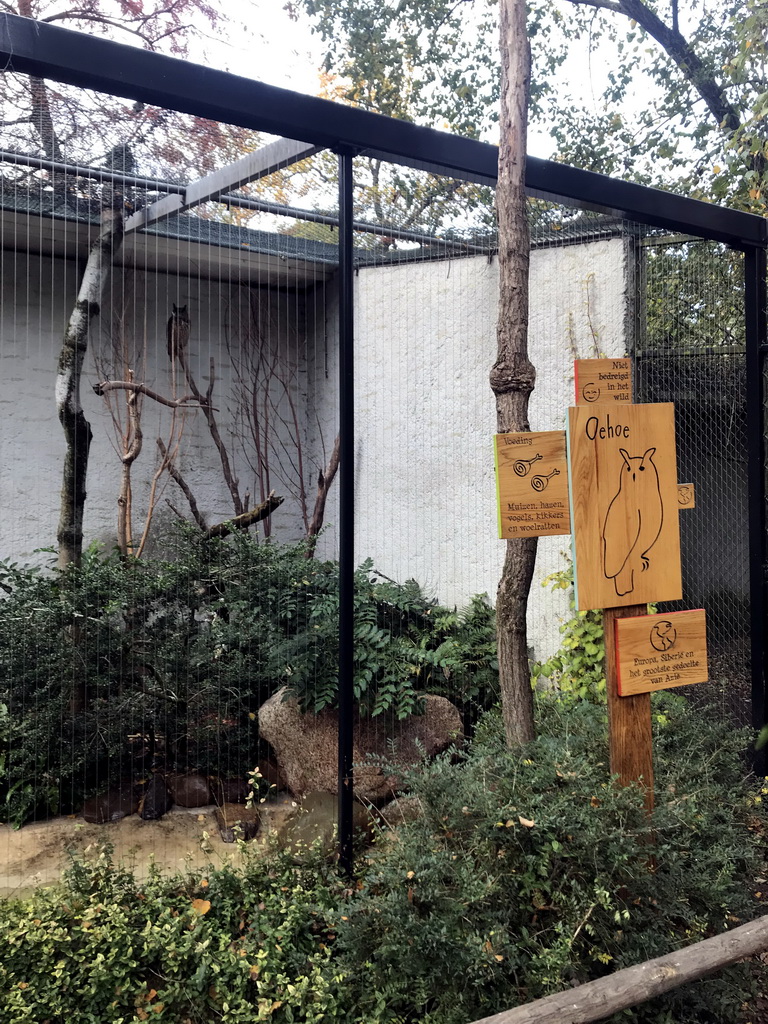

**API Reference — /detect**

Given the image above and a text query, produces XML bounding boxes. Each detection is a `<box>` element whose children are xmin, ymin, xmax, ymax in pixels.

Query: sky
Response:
<box><xmin>189</xmin><ymin>3</ymin><xmax>562</xmax><ymax>160</ymax></box>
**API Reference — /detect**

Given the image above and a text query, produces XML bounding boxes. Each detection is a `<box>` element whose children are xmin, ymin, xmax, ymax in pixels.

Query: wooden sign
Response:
<box><xmin>567</xmin><ymin>403</ymin><xmax>682</xmax><ymax>610</ymax></box>
<box><xmin>574</xmin><ymin>358</ymin><xmax>632</xmax><ymax>405</ymax></box>
<box><xmin>494</xmin><ymin>431</ymin><xmax>570</xmax><ymax>538</ymax></box>
<box><xmin>615</xmin><ymin>609</ymin><xmax>708</xmax><ymax>696</ymax></box>
<box><xmin>677</xmin><ymin>483</ymin><xmax>695</xmax><ymax>509</ymax></box>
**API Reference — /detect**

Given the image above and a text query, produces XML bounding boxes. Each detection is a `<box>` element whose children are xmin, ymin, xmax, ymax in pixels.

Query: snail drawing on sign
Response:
<box><xmin>513</xmin><ymin>453</ymin><xmax>542</xmax><ymax>477</ymax></box>
<box><xmin>602</xmin><ymin>448</ymin><xmax>663</xmax><ymax>597</ymax></box>
<box><xmin>531</xmin><ymin>468</ymin><xmax>560</xmax><ymax>492</ymax></box>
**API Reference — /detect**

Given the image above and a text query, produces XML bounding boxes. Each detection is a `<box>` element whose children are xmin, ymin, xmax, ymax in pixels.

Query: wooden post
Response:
<box><xmin>604</xmin><ymin>604</ymin><xmax>654</xmax><ymax>810</ymax></box>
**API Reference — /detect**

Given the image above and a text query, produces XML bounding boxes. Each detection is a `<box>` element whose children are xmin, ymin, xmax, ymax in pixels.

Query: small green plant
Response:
<box><xmin>0</xmin><ymin>842</ymin><xmax>348</xmax><ymax>1023</ymax></box>
<box><xmin>532</xmin><ymin>561</ymin><xmax>606</xmax><ymax>700</ymax></box>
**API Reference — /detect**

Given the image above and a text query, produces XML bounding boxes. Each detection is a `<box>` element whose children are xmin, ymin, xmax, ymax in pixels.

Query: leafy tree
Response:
<box><xmin>2</xmin><ymin>0</ymin><xmax>259</xmax><ymax>176</ymax></box>
<box><xmin>293</xmin><ymin>0</ymin><xmax>768</xmax><ymax>213</ymax></box>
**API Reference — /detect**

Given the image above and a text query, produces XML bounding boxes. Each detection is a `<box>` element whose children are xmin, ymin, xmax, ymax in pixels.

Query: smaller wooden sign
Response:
<box><xmin>574</xmin><ymin>358</ymin><xmax>632</xmax><ymax>405</ymax></box>
<box><xmin>494</xmin><ymin>431</ymin><xmax>570</xmax><ymax>538</ymax></box>
<box><xmin>615</xmin><ymin>609</ymin><xmax>708</xmax><ymax>696</ymax></box>
<box><xmin>677</xmin><ymin>483</ymin><xmax>695</xmax><ymax>509</ymax></box>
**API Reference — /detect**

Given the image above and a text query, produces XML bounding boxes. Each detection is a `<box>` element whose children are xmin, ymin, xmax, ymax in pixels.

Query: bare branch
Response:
<box><xmin>306</xmin><ymin>434</ymin><xmax>340</xmax><ymax>556</ymax></box>
<box><xmin>93</xmin><ymin>379</ymin><xmax>216</xmax><ymax>410</ymax></box>
<box><xmin>157</xmin><ymin>437</ymin><xmax>207</xmax><ymax>531</ymax></box>
<box><xmin>176</xmin><ymin>346</ymin><xmax>243</xmax><ymax>516</ymax></box>
<box><xmin>205</xmin><ymin>493</ymin><xmax>284</xmax><ymax>540</ymax></box>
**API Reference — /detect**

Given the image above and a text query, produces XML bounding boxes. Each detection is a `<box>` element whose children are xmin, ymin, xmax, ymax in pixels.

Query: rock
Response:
<box><xmin>209</xmin><ymin>776</ymin><xmax>249</xmax><ymax>806</ymax></box>
<box><xmin>215</xmin><ymin>802</ymin><xmax>259</xmax><ymax>842</ymax></box>
<box><xmin>81</xmin><ymin>784</ymin><xmax>138</xmax><ymax>824</ymax></box>
<box><xmin>275</xmin><ymin>792</ymin><xmax>373</xmax><ymax>859</ymax></box>
<box><xmin>138</xmin><ymin>775</ymin><xmax>172</xmax><ymax>820</ymax></box>
<box><xmin>378</xmin><ymin>794</ymin><xmax>423</xmax><ymax>828</ymax></box>
<box><xmin>166</xmin><ymin>773</ymin><xmax>213</xmax><ymax>807</ymax></box>
<box><xmin>258</xmin><ymin>752</ymin><xmax>287</xmax><ymax>793</ymax></box>
<box><xmin>259</xmin><ymin>689</ymin><xmax>463</xmax><ymax>802</ymax></box>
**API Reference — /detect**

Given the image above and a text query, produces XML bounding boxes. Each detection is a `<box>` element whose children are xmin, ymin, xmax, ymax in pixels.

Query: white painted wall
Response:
<box><xmin>311</xmin><ymin>238</ymin><xmax>631</xmax><ymax>660</ymax></box>
<box><xmin>0</xmin><ymin>235</ymin><xmax>630</xmax><ymax>661</ymax></box>
<box><xmin>0</xmin><ymin>251</ymin><xmax>308</xmax><ymax>561</ymax></box>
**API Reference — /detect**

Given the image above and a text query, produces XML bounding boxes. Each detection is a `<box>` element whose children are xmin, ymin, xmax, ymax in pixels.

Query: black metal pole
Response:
<box><xmin>745</xmin><ymin>244</ymin><xmax>768</xmax><ymax>763</ymax></box>
<box><xmin>337</xmin><ymin>148</ymin><xmax>355</xmax><ymax>874</ymax></box>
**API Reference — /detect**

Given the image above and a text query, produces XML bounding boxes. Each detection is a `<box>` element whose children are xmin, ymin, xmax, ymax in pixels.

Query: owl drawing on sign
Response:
<box><xmin>167</xmin><ymin>304</ymin><xmax>190</xmax><ymax>364</ymax></box>
<box><xmin>602</xmin><ymin>447</ymin><xmax>663</xmax><ymax>597</ymax></box>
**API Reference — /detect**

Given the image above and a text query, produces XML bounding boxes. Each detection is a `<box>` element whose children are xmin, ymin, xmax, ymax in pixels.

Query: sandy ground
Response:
<box><xmin>0</xmin><ymin>798</ymin><xmax>300</xmax><ymax>898</ymax></box>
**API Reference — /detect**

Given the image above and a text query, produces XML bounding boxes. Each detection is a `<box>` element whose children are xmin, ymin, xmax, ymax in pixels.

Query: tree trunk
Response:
<box><xmin>492</xmin><ymin>0</ymin><xmax>536</xmax><ymax>747</ymax></box>
<box><xmin>56</xmin><ymin>208</ymin><xmax>124</xmax><ymax>567</ymax></box>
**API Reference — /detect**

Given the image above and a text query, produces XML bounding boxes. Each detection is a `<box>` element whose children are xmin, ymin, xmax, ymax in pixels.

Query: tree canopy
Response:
<box><xmin>293</xmin><ymin>0</ymin><xmax>768</xmax><ymax>214</ymax></box>
<box><xmin>2</xmin><ymin>0</ymin><xmax>260</xmax><ymax>175</ymax></box>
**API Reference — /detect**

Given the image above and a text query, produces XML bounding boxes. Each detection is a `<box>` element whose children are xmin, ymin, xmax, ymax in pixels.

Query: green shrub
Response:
<box><xmin>0</xmin><ymin>696</ymin><xmax>763</xmax><ymax>1024</ymax></box>
<box><xmin>270</xmin><ymin>562</ymin><xmax>498</xmax><ymax>723</ymax></box>
<box><xmin>0</xmin><ymin>534</ymin><xmax>498</xmax><ymax>826</ymax></box>
<box><xmin>333</xmin><ymin>695</ymin><xmax>766</xmax><ymax>1024</ymax></box>
<box><xmin>0</xmin><ymin>842</ymin><xmax>347</xmax><ymax>1023</ymax></box>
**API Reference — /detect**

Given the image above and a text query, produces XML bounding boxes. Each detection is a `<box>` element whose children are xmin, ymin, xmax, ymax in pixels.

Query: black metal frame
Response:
<box><xmin>2</xmin><ymin>12</ymin><xmax>767</xmax><ymax>858</ymax></box>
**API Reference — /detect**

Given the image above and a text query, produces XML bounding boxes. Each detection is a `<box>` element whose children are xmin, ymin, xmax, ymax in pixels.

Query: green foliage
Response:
<box><xmin>0</xmin><ymin>697</ymin><xmax>763</xmax><ymax>1024</ymax></box>
<box><xmin>266</xmin><ymin>562</ymin><xmax>498</xmax><ymax>723</ymax></box>
<box><xmin>532</xmin><ymin>563</ymin><xmax>606</xmax><ymax>701</ymax></box>
<box><xmin>334</xmin><ymin>695</ymin><xmax>766</xmax><ymax>1024</ymax></box>
<box><xmin>0</xmin><ymin>533</ymin><xmax>497</xmax><ymax>826</ymax></box>
<box><xmin>295</xmin><ymin>0</ymin><xmax>768</xmax><ymax>214</ymax></box>
<box><xmin>0</xmin><ymin>842</ymin><xmax>348</xmax><ymax>1023</ymax></box>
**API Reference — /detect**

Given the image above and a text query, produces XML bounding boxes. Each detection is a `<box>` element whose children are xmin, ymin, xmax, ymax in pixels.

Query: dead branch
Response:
<box><xmin>117</xmin><ymin>378</ymin><xmax>143</xmax><ymax>555</ymax></box>
<box><xmin>468</xmin><ymin>914</ymin><xmax>768</xmax><ymax>1024</ymax></box>
<box><xmin>176</xmin><ymin>348</ymin><xmax>244</xmax><ymax>516</ymax></box>
<box><xmin>157</xmin><ymin>438</ymin><xmax>208</xmax><ymax>532</ymax></box>
<box><xmin>93</xmin><ymin>379</ymin><xmax>216</xmax><ymax>411</ymax></box>
<box><xmin>134</xmin><ymin>413</ymin><xmax>185</xmax><ymax>558</ymax></box>
<box><xmin>306</xmin><ymin>434</ymin><xmax>340</xmax><ymax>555</ymax></box>
<box><xmin>205</xmin><ymin>493</ymin><xmax>284</xmax><ymax>540</ymax></box>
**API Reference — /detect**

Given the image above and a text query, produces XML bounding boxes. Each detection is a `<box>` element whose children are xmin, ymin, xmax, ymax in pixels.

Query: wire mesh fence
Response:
<box><xmin>0</xmin><ymin>73</ymin><xmax>760</xmax><ymax>892</ymax></box>
<box><xmin>634</xmin><ymin>238</ymin><xmax>750</xmax><ymax>723</ymax></box>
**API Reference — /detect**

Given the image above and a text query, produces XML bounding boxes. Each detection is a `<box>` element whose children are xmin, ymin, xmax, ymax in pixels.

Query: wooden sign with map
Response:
<box><xmin>494</xmin><ymin>431</ymin><xmax>570</xmax><ymax>538</ymax></box>
<box><xmin>574</xmin><ymin>358</ymin><xmax>632</xmax><ymax>405</ymax></box>
<box><xmin>615</xmin><ymin>609</ymin><xmax>708</xmax><ymax>696</ymax></box>
<box><xmin>567</xmin><ymin>403</ymin><xmax>682</xmax><ymax>610</ymax></box>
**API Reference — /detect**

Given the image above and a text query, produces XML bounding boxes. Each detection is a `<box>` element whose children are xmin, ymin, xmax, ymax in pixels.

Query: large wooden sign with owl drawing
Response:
<box><xmin>567</xmin><ymin>403</ymin><xmax>682</xmax><ymax>611</ymax></box>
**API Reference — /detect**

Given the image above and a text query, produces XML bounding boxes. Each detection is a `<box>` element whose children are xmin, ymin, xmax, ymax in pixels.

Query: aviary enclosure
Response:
<box><xmin>0</xmin><ymin>13</ymin><xmax>766</xmax><ymax>888</ymax></box>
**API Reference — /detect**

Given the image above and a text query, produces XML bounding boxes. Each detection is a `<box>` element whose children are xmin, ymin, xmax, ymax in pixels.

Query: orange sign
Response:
<box><xmin>567</xmin><ymin>403</ymin><xmax>682</xmax><ymax>610</ymax></box>
<box><xmin>574</xmin><ymin>358</ymin><xmax>632</xmax><ymax>405</ymax></box>
<box><xmin>677</xmin><ymin>483</ymin><xmax>695</xmax><ymax>509</ymax></box>
<box><xmin>615</xmin><ymin>609</ymin><xmax>708</xmax><ymax>695</ymax></box>
<box><xmin>494</xmin><ymin>432</ymin><xmax>570</xmax><ymax>538</ymax></box>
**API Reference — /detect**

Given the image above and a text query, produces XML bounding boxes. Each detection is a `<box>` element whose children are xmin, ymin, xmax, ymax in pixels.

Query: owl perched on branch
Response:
<box><xmin>167</xmin><ymin>304</ymin><xmax>191</xmax><ymax>364</ymax></box>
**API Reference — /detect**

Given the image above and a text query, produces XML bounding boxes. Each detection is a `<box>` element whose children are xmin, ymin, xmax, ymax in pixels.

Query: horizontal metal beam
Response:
<box><xmin>0</xmin><ymin>148</ymin><xmax>488</xmax><ymax>253</ymax></box>
<box><xmin>1</xmin><ymin>13</ymin><xmax>766</xmax><ymax>249</ymax></box>
<box><xmin>125</xmin><ymin>136</ymin><xmax>321</xmax><ymax>231</ymax></box>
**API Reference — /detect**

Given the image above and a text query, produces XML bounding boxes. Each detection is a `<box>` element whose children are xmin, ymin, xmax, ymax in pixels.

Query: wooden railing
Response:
<box><xmin>468</xmin><ymin>914</ymin><xmax>768</xmax><ymax>1024</ymax></box>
